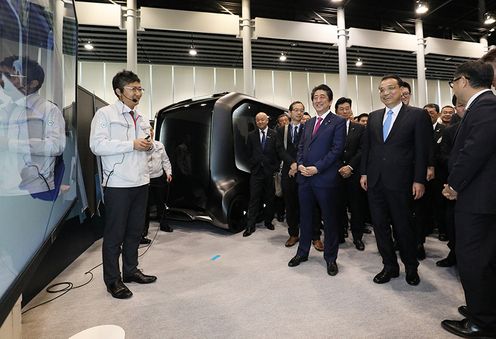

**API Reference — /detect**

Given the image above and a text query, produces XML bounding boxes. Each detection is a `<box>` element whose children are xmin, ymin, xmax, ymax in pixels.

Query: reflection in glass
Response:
<box><xmin>0</xmin><ymin>0</ymin><xmax>77</xmax><ymax>318</ymax></box>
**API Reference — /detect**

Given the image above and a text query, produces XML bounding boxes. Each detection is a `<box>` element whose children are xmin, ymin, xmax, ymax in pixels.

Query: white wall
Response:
<box><xmin>78</xmin><ymin>61</ymin><xmax>454</xmax><ymax>120</ymax></box>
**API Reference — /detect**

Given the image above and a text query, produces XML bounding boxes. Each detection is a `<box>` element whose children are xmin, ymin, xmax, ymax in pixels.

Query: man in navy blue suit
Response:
<box><xmin>288</xmin><ymin>84</ymin><xmax>346</xmax><ymax>276</ymax></box>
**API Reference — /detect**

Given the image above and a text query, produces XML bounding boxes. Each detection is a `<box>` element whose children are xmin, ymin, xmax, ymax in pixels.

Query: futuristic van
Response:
<box><xmin>154</xmin><ymin>92</ymin><xmax>286</xmax><ymax>232</ymax></box>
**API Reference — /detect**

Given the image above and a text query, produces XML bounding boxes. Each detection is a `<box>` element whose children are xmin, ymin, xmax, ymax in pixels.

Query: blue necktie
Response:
<box><xmin>383</xmin><ymin>110</ymin><xmax>393</xmax><ymax>141</ymax></box>
<box><xmin>292</xmin><ymin>125</ymin><xmax>298</xmax><ymax>143</ymax></box>
<box><xmin>261</xmin><ymin>130</ymin><xmax>266</xmax><ymax>150</ymax></box>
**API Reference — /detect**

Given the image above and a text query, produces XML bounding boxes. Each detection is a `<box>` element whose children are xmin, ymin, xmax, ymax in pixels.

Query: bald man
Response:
<box><xmin>243</xmin><ymin>112</ymin><xmax>280</xmax><ymax>237</ymax></box>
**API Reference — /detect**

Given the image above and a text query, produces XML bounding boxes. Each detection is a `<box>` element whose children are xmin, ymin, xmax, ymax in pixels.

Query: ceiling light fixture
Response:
<box><xmin>415</xmin><ymin>1</ymin><xmax>429</xmax><ymax>15</ymax></box>
<box><xmin>331</xmin><ymin>0</ymin><xmax>343</xmax><ymax>3</ymax></box>
<box><xmin>484</xmin><ymin>12</ymin><xmax>496</xmax><ymax>25</ymax></box>
<box><xmin>279</xmin><ymin>52</ymin><xmax>287</xmax><ymax>62</ymax></box>
<box><xmin>355</xmin><ymin>58</ymin><xmax>363</xmax><ymax>67</ymax></box>
<box><xmin>84</xmin><ymin>41</ymin><xmax>94</xmax><ymax>50</ymax></box>
<box><xmin>189</xmin><ymin>46</ymin><xmax>197</xmax><ymax>56</ymax></box>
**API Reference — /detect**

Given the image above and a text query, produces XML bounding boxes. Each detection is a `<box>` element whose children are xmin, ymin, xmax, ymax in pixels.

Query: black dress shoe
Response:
<box><xmin>327</xmin><ymin>261</ymin><xmax>338</xmax><ymax>276</ymax></box>
<box><xmin>277</xmin><ymin>214</ymin><xmax>285</xmax><ymax>222</ymax></box>
<box><xmin>373</xmin><ymin>267</ymin><xmax>400</xmax><ymax>284</ymax></box>
<box><xmin>140</xmin><ymin>237</ymin><xmax>152</xmax><ymax>245</ymax></box>
<box><xmin>107</xmin><ymin>280</ymin><xmax>133</xmax><ymax>299</ymax></box>
<box><xmin>363</xmin><ymin>228</ymin><xmax>372</xmax><ymax>234</ymax></box>
<box><xmin>417</xmin><ymin>244</ymin><xmax>426</xmax><ymax>260</ymax></box>
<box><xmin>436</xmin><ymin>257</ymin><xmax>456</xmax><ymax>267</ymax></box>
<box><xmin>405</xmin><ymin>269</ymin><xmax>420</xmax><ymax>286</ymax></box>
<box><xmin>160</xmin><ymin>225</ymin><xmax>173</xmax><ymax>232</ymax></box>
<box><xmin>123</xmin><ymin>270</ymin><xmax>157</xmax><ymax>284</ymax></box>
<box><xmin>438</xmin><ymin>233</ymin><xmax>448</xmax><ymax>241</ymax></box>
<box><xmin>288</xmin><ymin>254</ymin><xmax>308</xmax><ymax>267</ymax></box>
<box><xmin>243</xmin><ymin>227</ymin><xmax>255</xmax><ymax>237</ymax></box>
<box><xmin>441</xmin><ymin>318</ymin><xmax>496</xmax><ymax>338</ymax></box>
<box><xmin>343</xmin><ymin>230</ymin><xmax>349</xmax><ymax>238</ymax></box>
<box><xmin>458</xmin><ymin>306</ymin><xmax>470</xmax><ymax>318</ymax></box>
<box><xmin>353</xmin><ymin>239</ymin><xmax>365</xmax><ymax>251</ymax></box>
<box><xmin>265</xmin><ymin>223</ymin><xmax>275</xmax><ymax>230</ymax></box>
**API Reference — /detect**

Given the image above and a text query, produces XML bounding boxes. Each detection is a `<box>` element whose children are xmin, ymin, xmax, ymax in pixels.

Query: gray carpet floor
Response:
<box><xmin>22</xmin><ymin>220</ymin><xmax>464</xmax><ymax>339</ymax></box>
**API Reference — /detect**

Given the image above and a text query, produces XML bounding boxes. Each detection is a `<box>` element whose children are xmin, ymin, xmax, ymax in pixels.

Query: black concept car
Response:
<box><xmin>154</xmin><ymin>92</ymin><xmax>287</xmax><ymax>232</ymax></box>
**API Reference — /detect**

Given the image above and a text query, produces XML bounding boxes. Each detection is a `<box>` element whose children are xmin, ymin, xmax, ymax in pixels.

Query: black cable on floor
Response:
<box><xmin>22</xmin><ymin>223</ymin><xmax>161</xmax><ymax>315</ymax></box>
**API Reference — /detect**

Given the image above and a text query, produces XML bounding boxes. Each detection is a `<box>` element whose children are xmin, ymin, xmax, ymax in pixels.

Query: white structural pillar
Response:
<box><xmin>337</xmin><ymin>6</ymin><xmax>347</xmax><ymax>97</ymax></box>
<box><xmin>415</xmin><ymin>19</ymin><xmax>426</xmax><ymax>107</ymax></box>
<box><xmin>126</xmin><ymin>0</ymin><xmax>137</xmax><ymax>72</ymax></box>
<box><xmin>480</xmin><ymin>35</ymin><xmax>489</xmax><ymax>54</ymax></box>
<box><xmin>241</xmin><ymin>0</ymin><xmax>254</xmax><ymax>96</ymax></box>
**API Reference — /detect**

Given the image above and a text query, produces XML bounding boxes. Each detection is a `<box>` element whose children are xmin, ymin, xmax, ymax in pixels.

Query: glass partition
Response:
<box><xmin>0</xmin><ymin>0</ymin><xmax>77</xmax><ymax>321</ymax></box>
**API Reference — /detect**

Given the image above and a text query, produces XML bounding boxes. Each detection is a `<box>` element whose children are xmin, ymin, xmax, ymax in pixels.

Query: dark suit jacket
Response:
<box><xmin>276</xmin><ymin>123</ymin><xmax>303</xmax><ymax>175</ymax></box>
<box><xmin>297</xmin><ymin>113</ymin><xmax>346</xmax><ymax>188</ymax></box>
<box><xmin>341</xmin><ymin>121</ymin><xmax>365</xmax><ymax>171</ymax></box>
<box><xmin>428</xmin><ymin>122</ymin><xmax>445</xmax><ymax>167</ymax></box>
<box><xmin>360</xmin><ymin>103</ymin><xmax>432</xmax><ymax>190</ymax></box>
<box><xmin>448</xmin><ymin>90</ymin><xmax>496</xmax><ymax>214</ymax></box>
<box><xmin>247</xmin><ymin>128</ymin><xmax>280</xmax><ymax>176</ymax></box>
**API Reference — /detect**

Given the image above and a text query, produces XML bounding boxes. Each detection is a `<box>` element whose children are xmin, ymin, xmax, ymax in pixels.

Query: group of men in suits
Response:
<box><xmin>243</xmin><ymin>61</ymin><xmax>496</xmax><ymax>337</ymax></box>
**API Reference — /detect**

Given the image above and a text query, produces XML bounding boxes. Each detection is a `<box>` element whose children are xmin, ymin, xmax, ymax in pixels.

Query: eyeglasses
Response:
<box><xmin>1</xmin><ymin>72</ymin><xmax>26</xmax><ymax>79</ymax></box>
<box><xmin>448</xmin><ymin>76</ymin><xmax>469</xmax><ymax>88</ymax></box>
<box><xmin>401</xmin><ymin>92</ymin><xmax>411</xmax><ymax>97</ymax></box>
<box><xmin>124</xmin><ymin>86</ymin><xmax>145</xmax><ymax>93</ymax></box>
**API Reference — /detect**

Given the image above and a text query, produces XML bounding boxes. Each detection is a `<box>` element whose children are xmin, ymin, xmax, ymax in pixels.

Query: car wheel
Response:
<box><xmin>228</xmin><ymin>196</ymin><xmax>248</xmax><ymax>233</ymax></box>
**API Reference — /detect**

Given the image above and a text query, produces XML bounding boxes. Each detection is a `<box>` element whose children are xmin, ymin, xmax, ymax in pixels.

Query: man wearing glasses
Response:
<box><xmin>90</xmin><ymin>70</ymin><xmax>156</xmax><ymax>299</ymax></box>
<box><xmin>360</xmin><ymin>75</ymin><xmax>431</xmax><ymax>286</ymax></box>
<box><xmin>400</xmin><ymin>81</ymin><xmax>412</xmax><ymax>106</ymax></box>
<box><xmin>441</xmin><ymin>60</ymin><xmax>496</xmax><ymax>338</ymax></box>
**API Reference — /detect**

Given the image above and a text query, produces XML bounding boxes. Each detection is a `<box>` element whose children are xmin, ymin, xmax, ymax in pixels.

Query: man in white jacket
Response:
<box><xmin>90</xmin><ymin>70</ymin><xmax>156</xmax><ymax>299</ymax></box>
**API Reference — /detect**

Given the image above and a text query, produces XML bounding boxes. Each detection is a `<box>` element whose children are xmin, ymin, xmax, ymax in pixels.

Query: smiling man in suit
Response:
<box><xmin>360</xmin><ymin>74</ymin><xmax>432</xmax><ymax>286</ymax></box>
<box><xmin>335</xmin><ymin>97</ymin><xmax>366</xmax><ymax>251</ymax></box>
<box><xmin>288</xmin><ymin>84</ymin><xmax>346</xmax><ymax>276</ymax></box>
<box><xmin>243</xmin><ymin>112</ymin><xmax>280</xmax><ymax>237</ymax></box>
<box><xmin>440</xmin><ymin>60</ymin><xmax>496</xmax><ymax>338</ymax></box>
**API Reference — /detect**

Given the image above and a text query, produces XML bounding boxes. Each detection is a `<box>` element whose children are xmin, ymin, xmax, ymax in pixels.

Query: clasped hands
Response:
<box><xmin>298</xmin><ymin>164</ymin><xmax>318</xmax><ymax>177</ymax></box>
<box><xmin>442</xmin><ymin>184</ymin><xmax>458</xmax><ymax>200</ymax></box>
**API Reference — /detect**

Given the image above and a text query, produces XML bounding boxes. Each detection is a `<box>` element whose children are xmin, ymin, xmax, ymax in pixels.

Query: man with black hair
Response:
<box><xmin>360</xmin><ymin>74</ymin><xmax>432</xmax><ymax>286</ymax></box>
<box><xmin>288</xmin><ymin>84</ymin><xmax>346</xmax><ymax>276</ymax></box>
<box><xmin>400</xmin><ymin>81</ymin><xmax>412</xmax><ymax>106</ymax></box>
<box><xmin>90</xmin><ymin>70</ymin><xmax>156</xmax><ymax>299</ymax></box>
<box><xmin>356</xmin><ymin>113</ymin><xmax>369</xmax><ymax>126</ymax></box>
<box><xmin>440</xmin><ymin>105</ymin><xmax>454</xmax><ymax>125</ymax></box>
<box><xmin>335</xmin><ymin>97</ymin><xmax>366</xmax><ymax>251</ymax></box>
<box><xmin>0</xmin><ymin>56</ymin><xmax>65</xmax><ymax>196</ymax></box>
<box><xmin>441</xmin><ymin>60</ymin><xmax>496</xmax><ymax>338</ymax></box>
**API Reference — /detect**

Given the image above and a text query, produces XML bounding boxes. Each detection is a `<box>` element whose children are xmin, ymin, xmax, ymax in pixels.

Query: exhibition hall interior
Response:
<box><xmin>1</xmin><ymin>0</ymin><xmax>495</xmax><ymax>338</ymax></box>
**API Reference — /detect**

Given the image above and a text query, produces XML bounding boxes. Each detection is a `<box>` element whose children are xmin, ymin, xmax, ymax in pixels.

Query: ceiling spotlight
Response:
<box><xmin>189</xmin><ymin>47</ymin><xmax>197</xmax><ymax>56</ymax></box>
<box><xmin>331</xmin><ymin>0</ymin><xmax>343</xmax><ymax>3</ymax></box>
<box><xmin>484</xmin><ymin>12</ymin><xmax>496</xmax><ymax>25</ymax></box>
<box><xmin>279</xmin><ymin>53</ymin><xmax>287</xmax><ymax>62</ymax></box>
<box><xmin>415</xmin><ymin>1</ymin><xmax>429</xmax><ymax>15</ymax></box>
<box><xmin>490</xmin><ymin>27</ymin><xmax>495</xmax><ymax>32</ymax></box>
<box><xmin>355</xmin><ymin>58</ymin><xmax>363</xmax><ymax>67</ymax></box>
<box><xmin>84</xmin><ymin>41</ymin><xmax>94</xmax><ymax>50</ymax></box>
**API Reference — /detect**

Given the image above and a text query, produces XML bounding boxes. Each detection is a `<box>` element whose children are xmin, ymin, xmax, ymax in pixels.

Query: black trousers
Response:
<box><xmin>282</xmin><ymin>173</ymin><xmax>299</xmax><ymax>236</ymax></box>
<box><xmin>455</xmin><ymin>211</ymin><xmax>496</xmax><ymax>331</ymax></box>
<box><xmin>246</xmin><ymin>172</ymin><xmax>275</xmax><ymax>228</ymax></box>
<box><xmin>444</xmin><ymin>199</ymin><xmax>456</xmax><ymax>261</ymax></box>
<box><xmin>368</xmin><ymin>182</ymin><xmax>418</xmax><ymax>271</ymax></box>
<box><xmin>338</xmin><ymin>174</ymin><xmax>365</xmax><ymax>241</ymax></box>
<box><xmin>103</xmin><ymin>185</ymin><xmax>148</xmax><ymax>285</ymax></box>
<box><xmin>144</xmin><ymin>174</ymin><xmax>169</xmax><ymax>235</ymax></box>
